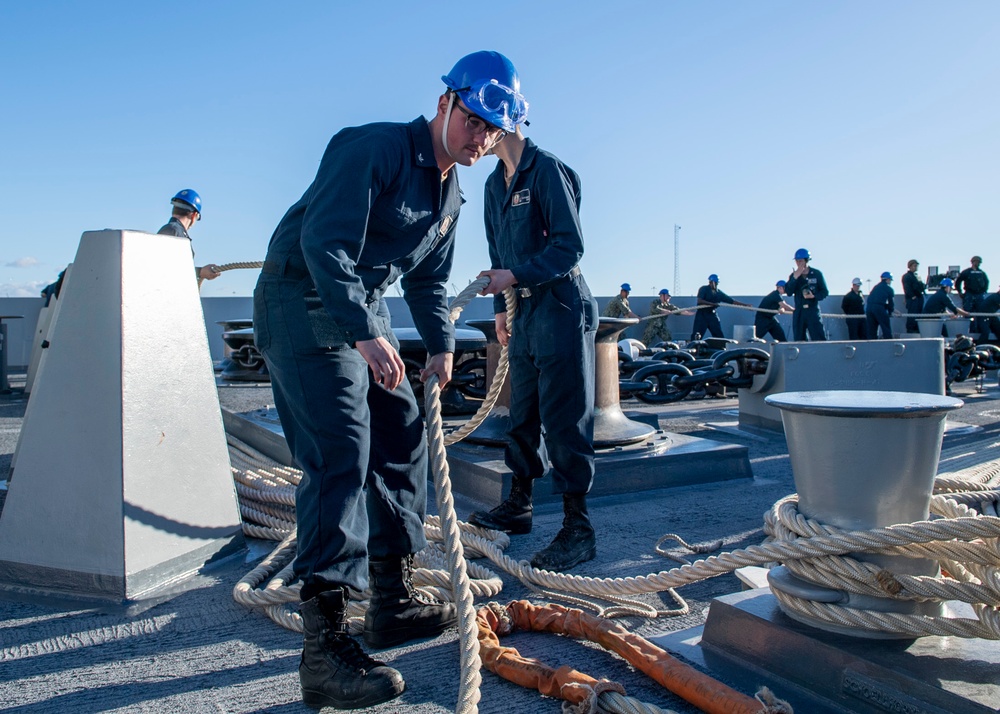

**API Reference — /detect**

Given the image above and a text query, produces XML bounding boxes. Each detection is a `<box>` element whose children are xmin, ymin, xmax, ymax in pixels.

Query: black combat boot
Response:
<box><xmin>467</xmin><ymin>476</ymin><xmax>533</xmax><ymax>534</ymax></box>
<box><xmin>529</xmin><ymin>493</ymin><xmax>597</xmax><ymax>571</ymax></box>
<box><xmin>363</xmin><ymin>555</ymin><xmax>458</xmax><ymax>649</ymax></box>
<box><xmin>299</xmin><ymin>587</ymin><xmax>405</xmax><ymax>710</ymax></box>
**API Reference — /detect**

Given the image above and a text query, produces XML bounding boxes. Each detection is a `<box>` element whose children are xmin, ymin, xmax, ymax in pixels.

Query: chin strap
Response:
<box><xmin>441</xmin><ymin>92</ymin><xmax>461</xmax><ymax>163</ymax></box>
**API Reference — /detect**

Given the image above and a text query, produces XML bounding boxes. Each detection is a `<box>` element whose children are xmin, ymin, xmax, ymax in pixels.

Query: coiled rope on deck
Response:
<box><xmin>231</xmin><ymin>277</ymin><xmax>1000</xmax><ymax>711</ymax></box>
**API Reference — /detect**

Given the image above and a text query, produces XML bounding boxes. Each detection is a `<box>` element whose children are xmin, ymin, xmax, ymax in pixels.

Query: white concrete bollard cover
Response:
<box><xmin>0</xmin><ymin>230</ymin><xmax>243</xmax><ymax>605</ymax></box>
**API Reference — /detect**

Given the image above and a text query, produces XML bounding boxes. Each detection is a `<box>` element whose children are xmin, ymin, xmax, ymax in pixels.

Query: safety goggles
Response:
<box><xmin>458</xmin><ymin>79</ymin><xmax>529</xmax><ymax>129</ymax></box>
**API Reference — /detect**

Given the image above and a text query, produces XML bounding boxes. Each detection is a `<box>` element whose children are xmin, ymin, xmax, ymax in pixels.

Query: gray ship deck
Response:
<box><xmin>1</xmin><ymin>370</ymin><xmax>998</xmax><ymax>713</ymax></box>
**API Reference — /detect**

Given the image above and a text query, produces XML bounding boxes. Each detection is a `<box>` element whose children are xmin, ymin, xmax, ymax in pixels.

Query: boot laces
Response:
<box><xmin>489</xmin><ymin>495</ymin><xmax>528</xmax><ymax>518</ymax></box>
<box><xmin>325</xmin><ymin>632</ymin><xmax>385</xmax><ymax>673</ymax></box>
<box><xmin>545</xmin><ymin>520</ymin><xmax>592</xmax><ymax>551</ymax></box>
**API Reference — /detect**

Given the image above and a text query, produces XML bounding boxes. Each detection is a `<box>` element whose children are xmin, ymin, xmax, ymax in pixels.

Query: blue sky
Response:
<box><xmin>2</xmin><ymin>2</ymin><xmax>997</xmax><ymax>299</ymax></box>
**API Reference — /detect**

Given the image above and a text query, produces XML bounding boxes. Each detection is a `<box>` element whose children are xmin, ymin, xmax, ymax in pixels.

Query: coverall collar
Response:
<box><xmin>499</xmin><ymin>136</ymin><xmax>539</xmax><ymax>203</ymax></box>
<box><xmin>411</xmin><ymin>116</ymin><xmax>442</xmax><ymax>171</ymax></box>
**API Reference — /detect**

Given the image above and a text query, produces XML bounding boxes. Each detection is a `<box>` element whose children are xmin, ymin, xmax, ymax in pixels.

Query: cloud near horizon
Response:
<box><xmin>5</xmin><ymin>257</ymin><xmax>39</xmax><ymax>268</ymax></box>
<box><xmin>0</xmin><ymin>280</ymin><xmax>47</xmax><ymax>297</ymax></box>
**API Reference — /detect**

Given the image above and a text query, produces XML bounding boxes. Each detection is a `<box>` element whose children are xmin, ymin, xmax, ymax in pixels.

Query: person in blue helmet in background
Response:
<box><xmin>754</xmin><ymin>280</ymin><xmax>793</xmax><ymax>341</ymax></box>
<box><xmin>253</xmin><ymin>51</ymin><xmax>527</xmax><ymax>710</ymax></box>
<box><xmin>603</xmin><ymin>282</ymin><xmax>638</xmax><ymax>318</ymax></box>
<box><xmin>922</xmin><ymin>277</ymin><xmax>970</xmax><ymax>336</ymax></box>
<box><xmin>468</xmin><ymin>121</ymin><xmax>601</xmax><ymax>571</ymax></box>
<box><xmin>643</xmin><ymin>289</ymin><xmax>691</xmax><ymax>345</ymax></box>
<box><xmin>157</xmin><ymin>189</ymin><xmax>221</xmax><ymax>283</ymax></box>
<box><xmin>866</xmin><ymin>271</ymin><xmax>898</xmax><ymax>339</ymax></box>
<box><xmin>785</xmin><ymin>248</ymin><xmax>829</xmax><ymax>340</ymax></box>
<box><xmin>690</xmin><ymin>274</ymin><xmax>750</xmax><ymax>340</ymax></box>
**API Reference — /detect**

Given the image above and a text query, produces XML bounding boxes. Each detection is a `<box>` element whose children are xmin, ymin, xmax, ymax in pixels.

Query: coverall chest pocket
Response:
<box><xmin>368</xmin><ymin>201</ymin><xmax>433</xmax><ymax>242</ymax></box>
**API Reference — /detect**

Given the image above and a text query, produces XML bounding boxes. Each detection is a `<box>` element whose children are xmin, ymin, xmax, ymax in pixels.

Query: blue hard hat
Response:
<box><xmin>794</xmin><ymin>248</ymin><xmax>810</xmax><ymax>260</ymax></box>
<box><xmin>776</xmin><ymin>280</ymin><xmax>786</xmax><ymax>288</ymax></box>
<box><xmin>881</xmin><ymin>271</ymin><xmax>893</xmax><ymax>280</ymax></box>
<box><xmin>442</xmin><ymin>51</ymin><xmax>528</xmax><ymax>133</ymax></box>
<box><xmin>708</xmin><ymin>274</ymin><xmax>719</xmax><ymax>283</ymax></box>
<box><xmin>940</xmin><ymin>277</ymin><xmax>954</xmax><ymax>288</ymax></box>
<box><xmin>171</xmin><ymin>189</ymin><xmax>202</xmax><ymax>218</ymax></box>
<box><xmin>620</xmin><ymin>283</ymin><xmax>632</xmax><ymax>292</ymax></box>
<box><xmin>659</xmin><ymin>288</ymin><xmax>670</xmax><ymax>296</ymax></box>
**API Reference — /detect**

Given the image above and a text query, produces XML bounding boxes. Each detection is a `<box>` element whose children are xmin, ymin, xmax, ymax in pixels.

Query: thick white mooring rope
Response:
<box><xmin>231</xmin><ymin>276</ymin><xmax>1000</xmax><ymax>714</ymax></box>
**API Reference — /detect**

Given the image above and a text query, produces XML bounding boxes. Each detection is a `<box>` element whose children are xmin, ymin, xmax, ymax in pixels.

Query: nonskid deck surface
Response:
<box><xmin>0</xmin><ymin>372</ymin><xmax>997</xmax><ymax>713</ymax></box>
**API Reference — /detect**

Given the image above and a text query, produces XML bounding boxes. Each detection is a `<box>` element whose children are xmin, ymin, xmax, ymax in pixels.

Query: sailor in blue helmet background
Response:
<box><xmin>785</xmin><ymin>248</ymin><xmax>829</xmax><ymax>340</ymax></box>
<box><xmin>754</xmin><ymin>280</ymin><xmax>793</xmax><ymax>342</ymax></box>
<box><xmin>922</xmin><ymin>277</ymin><xmax>970</xmax><ymax>336</ymax></box>
<box><xmin>468</xmin><ymin>119</ymin><xmax>601</xmax><ymax>571</ymax></box>
<box><xmin>690</xmin><ymin>273</ymin><xmax>750</xmax><ymax>340</ymax></box>
<box><xmin>643</xmin><ymin>288</ymin><xmax>691</xmax><ymax>345</ymax></box>
<box><xmin>602</xmin><ymin>282</ymin><xmax>638</xmax><ymax>318</ymax></box>
<box><xmin>157</xmin><ymin>189</ymin><xmax>221</xmax><ymax>283</ymax></box>
<box><xmin>253</xmin><ymin>51</ymin><xmax>527</xmax><ymax>710</ymax></box>
<box><xmin>866</xmin><ymin>271</ymin><xmax>898</xmax><ymax>339</ymax></box>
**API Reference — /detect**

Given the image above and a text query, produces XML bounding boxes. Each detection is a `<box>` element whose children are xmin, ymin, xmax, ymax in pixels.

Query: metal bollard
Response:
<box><xmin>595</xmin><ymin>317</ymin><xmax>655</xmax><ymax>446</ymax></box>
<box><xmin>765</xmin><ymin>390</ymin><xmax>963</xmax><ymax>638</ymax></box>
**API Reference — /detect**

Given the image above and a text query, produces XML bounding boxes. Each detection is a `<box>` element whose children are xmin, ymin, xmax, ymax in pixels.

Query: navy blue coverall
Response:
<box><xmin>786</xmin><ymin>267</ymin><xmax>829</xmax><ymax>341</ymax></box>
<box><xmin>982</xmin><ymin>291</ymin><xmax>1000</xmax><ymax>341</ymax></box>
<box><xmin>691</xmin><ymin>285</ymin><xmax>736</xmax><ymax>340</ymax></box>
<box><xmin>484</xmin><ymin>138</ymin><xmax>598</xmax><ymax>496</ymax></box>
<box><xmin>841</xmin><ymin>289</ymin><xmax>867</xmax><ymax>340</ymax></box>
<box><xmin>253</xmin><ymin>118</ymin><xmax>462</xmax><ymax>599</ymax></box>
<box><xmin>922</xmin><ymin>288</ymin><xmax>961</xmax><ymax>337</ymax></box>
<box><xmin>902</xmin><ymin>271</ymin><xmax>926</xmax><ymax>333</ymax></box>
<box><xmin>956</xmin><ymin>266</ymin><xmax>990</xmax><ymax>335</ymax></box>
<box><xmin>754</xmin><ymin>290</ymin><xmax>787</xmax><ymax>341</ymax></box>
<box><xmin>866</xmin><ymin>280</ymin><xmax>895</xmax><ymax>339</ymax></box>
<box><xmin>158</xmin><ymin>217</ymin><xmax>202</xmax><ymax>279</ymax></box>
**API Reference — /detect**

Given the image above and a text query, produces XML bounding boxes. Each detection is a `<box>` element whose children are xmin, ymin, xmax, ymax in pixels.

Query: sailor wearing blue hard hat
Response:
<box><xmin>439</xmin><ymin>50</ymin><xmax>528</xmax><ymax>165</ymax></box>
<box><xmin>602</xmin><ymin>282</ymin><xmax>638</xmax><ymax>318</ymax></box>
<box><xmin>642</xmin><ymin>287</ymin><xmax>691</xmax><ymax>346</ymax></box>
<box><xmin>866</xmin><ymin>271</ymin><xmax>898</xmax><ymax>339</ymax></box>
<box><xmin>754</xmin><ymin>279</ymin><xmax>793</xmax><ymax>342</ymax></box>
<box><xmin>157</xmin><ymin>189</ymin><xmax>221</xmax><ymax>282</ymax></box>
<box><xmin>691</xmin><ymin>273</ymin><xmax>750</xmax><ymax>341</ymax></box>
<box><xmin>922</xmin><ymin>276</ymin><xmax>970</xmax><ymax>336</ymax></box>
<box><xmin>254</xmin><ymin>51</ymin><xmax>529</xmax><ymax>710</ymax></box>
<box><xmin>786</xmin><ymin>247</ymin><xmax>829</xmax><ymax>341</ymax></box>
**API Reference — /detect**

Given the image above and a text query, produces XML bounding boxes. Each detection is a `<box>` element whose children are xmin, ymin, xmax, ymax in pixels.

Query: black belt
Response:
<box><xmin>262</xmin><ymin>259</ymin><xmax>310</xmax><ymax>280</ymax></box>
<box><xmin>515</xmin><ymin>266</ymin><xmax>581</xmax><ymax>298</ymax></box>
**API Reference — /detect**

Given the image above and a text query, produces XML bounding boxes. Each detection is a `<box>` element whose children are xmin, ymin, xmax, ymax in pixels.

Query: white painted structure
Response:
<box><xmin>0</xmin><ymin>230</ymin><xmax>243</xmax><ymax>605</ymax></box>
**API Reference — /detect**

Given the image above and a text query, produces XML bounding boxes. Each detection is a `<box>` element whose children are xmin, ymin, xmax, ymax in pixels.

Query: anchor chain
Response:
<box><xmin>621</xmin><ymin>347</ymin><xmax>770</xmax><ymax>404</ymax></box>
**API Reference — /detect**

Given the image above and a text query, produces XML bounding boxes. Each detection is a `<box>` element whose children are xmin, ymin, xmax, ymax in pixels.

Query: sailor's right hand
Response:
<box><xmin>356</xmin><ymin>337</ymin><xmax>406</xmax><ymax>390</ymax></box>
<box><xmin>477</xmin><ymin>269</ymin><xmax>516</xmax><ymax>295</ymax></box>
<box><xmin>494</xmin><ymin>312</ymin><xmax>510</xmax><ymax>346</ymax></box>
